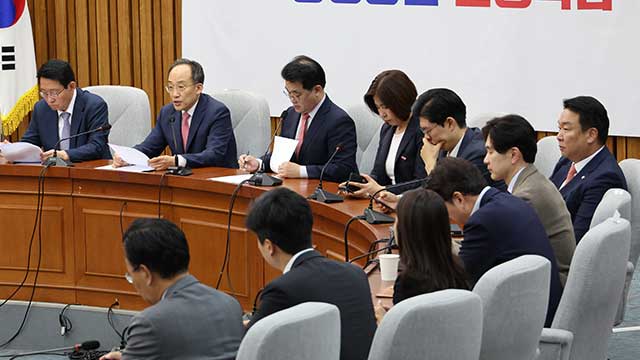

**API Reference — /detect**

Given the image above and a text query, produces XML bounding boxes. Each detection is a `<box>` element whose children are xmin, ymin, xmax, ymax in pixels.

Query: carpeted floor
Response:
<box><xmin>608</xmin><ymin>270</ymin><xmax>640</xmax><ymax>359</ymax></box>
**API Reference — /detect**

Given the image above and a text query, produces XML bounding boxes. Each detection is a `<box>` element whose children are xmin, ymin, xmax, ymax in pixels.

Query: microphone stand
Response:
<box><xmin>45</xmin><ymin>124</ymin><xmax>112</xmax><ymax>167</ymax></box>
<box><xmin>348</xmin><ymin>243</ymin><xmax>396</xmax><ymax>264</ymax></box>
<box><xmin>364</xmin><ymin>177</ymin><xmax>429</xmax><ymax>224</ymax></box>
<box><xmin>247</xmin><ymin>109</ymin><xmax>288</xmax><ymax>186</ymax></box>
<box><xmin>307</xmin><ymin>145</ymin><xmax>343</xmax><ymax>203</ymax></box>
<box><xmin>166</xmin><ymin>112</ymin><xmax>193</xmax><ymax>176</ymax></box>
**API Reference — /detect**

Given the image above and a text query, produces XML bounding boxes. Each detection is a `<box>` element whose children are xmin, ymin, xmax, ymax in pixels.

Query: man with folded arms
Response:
<box><xmin>100</xmin><ymin>218</ymin><xmax>243</xmax><ymax>360</ymax></box>
<box><xmin>245</xmin><ymin>187</ymin><xmax>377</xmax><ymax>360</ymax></box>
<box><xmin>482</xmin><ymin>114</ymin><xmax>575</xmax><ymax>285</ymax></box>
<box><xmin>428</xmin><ymin>157</ymin><xmax>563</xmax><ymax>326</ymax></box>
<box><xmin>550</xmin><ymin>96</ymin><xmax>627</xmax><ymax>242</ymax></box>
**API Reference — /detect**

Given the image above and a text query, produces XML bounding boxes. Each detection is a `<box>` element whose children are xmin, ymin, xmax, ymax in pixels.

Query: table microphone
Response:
<box><xmin>363</xmin><ymin>177</ymin><xmax>429</xmax><ymax>224</ymax></box>
<box><xmin>348</xmin><ymin>243</ymin><xmax>397</xmax><ymax>264</ymax></box>
<box><xmin>7</xmin><ymin>340</ymin><xmax>100</xmax><ymax>359</ymax></box>
<box><xmin>307</xmin><ymin>144</ymin><xmax>344</xmax><ymax>203</ymax></box>
<box><xmin>247</xmin><ymin>109</ymin><xmax>288</xmax><ymax>186</ymax></box>
<box><xmin>167</xmin><ymin>111</ymin><xmax>193</xmax><ymax>176</ymax></box>
<box><xmin>46</xmin><ymin>124</ymin><xmax>112</xmax><ymax>167</ymax></box>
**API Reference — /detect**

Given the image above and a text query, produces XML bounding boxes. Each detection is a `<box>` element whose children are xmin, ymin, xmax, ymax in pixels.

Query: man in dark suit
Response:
<box><xmin>238</xmin><ymin>55</ymin><xmax>357</xmax><ymax>182</ymax></box>
<box><xmin>428</xmin><ymin>157</ymin><xmax>563</xmax><ymax>326</ymax></box>
<box><xmin>18</xmin><ymin>59</ymin><xmax>110</xmax><ymax>162</ymax></box>
<box><xmin>100</xmin><ymin>218</ymin><xmax>243</xmax><ymax>360</ymax></box>
<box><xmin>245</xmin><ymin>187</ymin><xmax>377</xmax><ymax>360</ymax></box>
<box><xmin>412</xmin><ymin>88</ymin><xmax>503</xmax><ymax>189</ymax></box>
<box><xmin>113</xmin><ymin>58</ymin><xmax>237</xmax><ymax>170</ymax></box>
<box><xmin>550</xmin><ymin>96</ymin><xmax>627</xmax><ymax>243</ymax></box>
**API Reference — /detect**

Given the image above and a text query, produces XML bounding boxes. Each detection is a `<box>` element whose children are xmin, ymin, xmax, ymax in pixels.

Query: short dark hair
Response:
<box><xmin>396</xmin><ymin>188</ymin><xmax>468</xmax><ymax>292</ymax></box>
<box><xmin>169</xmin><ymin>58</ymin><xmax>205</xmax><ymax>84</ymax></box>
<box><xmin>427</xmin><ymin>158</ymin><xmax>487</xmax><ymax>201</ymax></box>
<box><xmin>563</xmin><ymin>96</ymin><xmax>609</xmax><ymax>145</ymax></box>
<box><xmin>123</xmin><ymin>218</ymin><xmax>190</xmax><ymax>279</ymax></box>
<box><xmin>364</xmin><ymin>70</ymin><xmax>417</xmax><ymax>122</ymax></box>
<box><xmin>37</xmin><ymin>59</ymin><xmax>76</xmax><ymax>87</ymax></box>
<box><xmin>482</xmin><ymin>114</ymin><xmax>537</xmax><ymax>163</ymax></box>
<box><xmin>246</xmin><ymin>188</ymin><xmax>313</xmax><ymax>255</ymax></box>
<box><xmin>414</xmin><ymin>88</ymin><xmax>466</xmax><ymax>128</ymax></box>
<box><xmin>281</xmin><ymin>55</ymin><xmax>326</xmax><ymax>90</ymax></box>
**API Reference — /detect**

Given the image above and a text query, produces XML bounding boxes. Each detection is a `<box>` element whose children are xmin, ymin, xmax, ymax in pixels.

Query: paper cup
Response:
<box><xmin>379</xmin><ymin>254</ymin><xmax>400</xmax><ymax>282</ymax></box>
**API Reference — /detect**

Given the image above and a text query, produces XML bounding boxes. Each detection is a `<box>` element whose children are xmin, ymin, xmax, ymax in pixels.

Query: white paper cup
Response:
<box><xmin>379</xmin><ymin>254</ymin><xmax>400</xmax><ymax>282</ymax></box>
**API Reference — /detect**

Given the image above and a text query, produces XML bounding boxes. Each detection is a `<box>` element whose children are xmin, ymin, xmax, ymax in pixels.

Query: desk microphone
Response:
<box><xmin>307</xmin><ymin>144</ymin><xmax>344</xmax><ymax>203</ymax></box>
<box><xmin>247</xmin><ymin>109</ymin><xmax>288</xmax><ymax>186</ymax></box>
<box><xmin>167</xmin><ymin>111</ymin><xmax>192</xmax><ymax>176</ymax></box>
<box><xmin>7</xmin><ymin>340</ymin><xmax>100</xmax><ymax>359</ymax></box>
<box><xmin>46</xmin><ymin>124</ymin><xmax>112</xmax><ymax>167</ymax></box>
<box><xmin>363</xmin><ymin>177</ymin><xmax>429</xmax><ymax>224</ymax></box>
<box><xmin>348</xmin><ymin>243</ymin><xmax>397</xmax><ymax>264</ymax></box>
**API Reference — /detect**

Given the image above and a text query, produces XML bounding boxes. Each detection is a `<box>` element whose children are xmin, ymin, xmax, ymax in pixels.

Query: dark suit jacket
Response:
<box><xmin>134</xmin><ymin>93</ymin><xmax>238</xmax><ymax>168</ymax></box>
<box><xmin>438</xmin><ymin>127</ymin><xmax>505</xmax><ymax>190</ymax></box>
<box><xmin>251</xmin><ymin>250</ymin><xmax>377</xmax><ymax>360</ymax></box>
<box><xmin>370</xmin><ymin>114</ymin><xmax>426</xmax><ymax>193</ymax></box>
<box><xmin>263</xmin><ymin>96</ymin><xmax>358</xmax><ymax>182</ymax></box>
<box><xmin>550</xmin><ymin>147</ymin><xmax>627</xmax><ymax>243</ymax></box>
<box><xmin>461</xmin><ymin>187</ymin><xmax>563</xmax><ymax>326</ymax></box>
<box><xmin>20</xmin><ymin>88</ymin><xmax>110</xmax><ymax>162</ymax></box>
<box><xmin>123</xmin><ymin>275</ymin><xmax>243</xmax><ymax>360</ymax></box>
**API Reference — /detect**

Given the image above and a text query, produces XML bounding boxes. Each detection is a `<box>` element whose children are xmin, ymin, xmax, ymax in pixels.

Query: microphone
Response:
<box><xmin>348</xmin><ymin>243</ymin><xmax>397</xmax><ymax>264</ymax></box>
<box><xmin>8</xmin><ymin>340</ymin><xmax>100</xmax><ymax>359</ymax></box>
<box><xmin>166</xmin><ymin>111</ymin><xmax>192</xmax><ymax>176</ymax></box>
<box><xmin>307</xmin><ymin>145</ymin><xmax>344</xmax><ymax>203</ymax></box>
<box><xmin>246</xmin><ymin>109</ymin><xmax>288</xmax><ymax>186</ymax></box>
<box><xmin>364</xmin><ymin>177</ymin><xmax>429</xmax><ymax>224</ymax></box>
<box><xmin>46</xmin><ymin>124</ymin><xmax>112</xmax><ymax>167</ymax></box>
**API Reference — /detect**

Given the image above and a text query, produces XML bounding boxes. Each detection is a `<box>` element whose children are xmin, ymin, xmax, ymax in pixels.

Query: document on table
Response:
<box><xmin>208</xmin><ymin>174</ymin><xmax>255</xmax><ymax>184</ymax></box>
<box><xmin>0</xmin><ymin>142</ymin><xmax>42</xmax><ymax>163</ymax></box>
<box><xmin>269</xmin><ymin>136</ymin><xmax>299</xmax><ymax>172</ymax></box>
<box><xmin>95</xmin><ymin>144</ymin><xmax>154</xmax><ymax>172</ymax></box>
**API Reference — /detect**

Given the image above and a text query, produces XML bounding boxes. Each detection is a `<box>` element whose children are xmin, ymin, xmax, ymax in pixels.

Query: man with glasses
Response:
<box><xmin>238</xmin><ymin>55</ymin><xmax>357</xmax><ymax>182</ymax></box>
<box><xmin>12</xmin><ymin>59</ymin><xmax>111</xmax><ymax>163</ymax></box>
<box><xmin>113</xmin><ymin>58</ymin><xmax>237</xmax><ymax>170</ymax></box>
<box><xmin>99</xmin><ymin>218</ymin><xmax>243</xmax><ymax>360</ymax></box>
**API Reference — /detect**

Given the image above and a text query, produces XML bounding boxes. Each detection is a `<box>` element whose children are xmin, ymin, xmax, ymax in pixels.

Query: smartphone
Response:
<box><xmin>343</xmin><ymin>173</ymin><xmax>367</xmax><ymax>193</ymax></box>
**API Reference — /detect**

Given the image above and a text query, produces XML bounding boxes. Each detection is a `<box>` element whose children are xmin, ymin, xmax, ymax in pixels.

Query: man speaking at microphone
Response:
<box><xmin>113</xmin><ymin>58</ymin><xmax>238</xmax><ymax>170</ymax></box>
<box><xmin>238</xmin><ymin>55</ymin><xmax>357</xmax><ymax>182</ymax></box>
<box><xmin>100</xmin><ymin>218</ymin><xmax>243</xmax><ymax>360</ymax></box>
<box><xmin>16</xmin><ymin>59</ymin><xmax>111</xmax><ymax>163</ymax></box>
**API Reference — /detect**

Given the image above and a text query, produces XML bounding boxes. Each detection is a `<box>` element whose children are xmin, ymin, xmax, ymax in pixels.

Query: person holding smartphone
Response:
<box><xmin>340</xmin><ymin>70</ymin><xmax>426</xmax><ymax>199</ymax></box>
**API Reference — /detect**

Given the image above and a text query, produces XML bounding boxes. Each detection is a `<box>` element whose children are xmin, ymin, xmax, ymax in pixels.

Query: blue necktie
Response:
<box><xmin>60</xmin><ymin>112</ymin><xmax>71</xmax><ymax>150</ymax></box>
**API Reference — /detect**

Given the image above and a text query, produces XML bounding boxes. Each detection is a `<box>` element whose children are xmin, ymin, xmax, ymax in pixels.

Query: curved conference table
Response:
<box><xmin>0</xmin><ymin>161</ymin><xmax>389</xmax><ymax>311</ymax></box>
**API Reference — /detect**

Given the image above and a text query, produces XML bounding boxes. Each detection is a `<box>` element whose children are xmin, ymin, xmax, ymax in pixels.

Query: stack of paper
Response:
<box><xmin>95</xmin><ymin>144</ymin><xmax>154</xmax><ymax>172</ymax></box>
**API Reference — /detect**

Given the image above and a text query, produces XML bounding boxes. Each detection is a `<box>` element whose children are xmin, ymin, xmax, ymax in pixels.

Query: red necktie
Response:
<box><xmin>563</xmin><ymin>163</ymin><xmax>577</xmax><ymax>187</ymax></box>
<box><xmin>295</xmin><ymin>113</ymin><xmax>310</xmax><ymax>158</ymax></box>
<box><xmin>181</xmin><ymin>112</ymin><xmax>190</xmax><ymax>151</ymax></box>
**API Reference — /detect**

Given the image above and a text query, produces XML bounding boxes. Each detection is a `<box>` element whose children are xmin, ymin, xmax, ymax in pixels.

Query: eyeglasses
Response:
<box><xmin>282</xmin><ymin>88</ymin><xmax>306</xmax><ymax>101</ymax></box>
<box><xmin>39</xmin><ymin>88</ymin><xmax>67</xmax><ymax>99</ymax></box>
<box><xmin>165</xmin><ymin>83</ymin><xmax>195</xmax><ymax>94</ymax></box>
<box><xmin>124</xmin><ymin>265</ymin><xmax>140</xmax><ymax>284</ymax></box>
<box><xmin>419</xmin><ymin>125</ymin><xmax>438</xmax><ymax>137</ymax></box>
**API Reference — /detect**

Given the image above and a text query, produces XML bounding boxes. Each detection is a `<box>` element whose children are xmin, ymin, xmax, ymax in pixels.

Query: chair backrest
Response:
<box><xmin>211</xmin><ymin>89</ymin><xmax>271</xmax><ymax>157</ymax></box>
<box><xmin>535</xmin><ymin>136</ymin><xmax>562</xmax><ymax>179</ymax></box>
<box><xmin>368</xmin><ymin>289</ymin><xmax>483</xmax><ymax>360</ymax></box>
<box><xmin>236</xmin><ymin>302</ymin><xmax>340</xmax><ymax>360</ymax></box>
<box><xmin>84</xmin><ymin>85</ymin><xmax>151</xmax><ymax>147</ymax></box>
<box><xmin>620</xmin><ymin>159</ymin><xmax>640</xmax><ymax>266</ymax></box>
<box><xmin>346</xmin><ymin>104</ymin><xmax>382</xmax><ymax>174</ymax></box>
<box><xmin>467</xmin><ymin>112</ymin><xmax>507</xmax><ymax>129</ymax></box>
<box><xmin>589</xmin><ymin>188</ymin><xmax>631</xmax><ymax>229</ymax></box>
<box><xmin>473</xmin><ymin>255</ymin><xmax>550</xmax><ymax>360</ymax></box>
<box><xmin>551</xmin><ymin>217</ymin><xmax>630</xmax><ymax>360</ymax></box>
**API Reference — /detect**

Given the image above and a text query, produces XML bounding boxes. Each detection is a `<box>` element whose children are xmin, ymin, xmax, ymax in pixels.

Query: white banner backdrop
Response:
<box><xmin>183</xmin><ymin>0</ymin><xmax>640</xmax><ymax>136</ymax></box>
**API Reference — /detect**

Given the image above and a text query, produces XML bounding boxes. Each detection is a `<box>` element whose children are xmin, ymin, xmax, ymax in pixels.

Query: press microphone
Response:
<box><xmin>46</xmin><ymin>124</ymin><xmax>112</xmax><ymax>167</ymax></box>
<box><xmin>364</xmin><ymin>177</ymin><xmax>429</xmax><ymax>224</ymax></box>
<box><xmin>246</xmin><ymin>109</ymin><xmax>288</xmax><ymax>186</ymax></box>
<box><xmin>307</xmin><ymin>144</ymin><xmax>344</xmax><ymax>203</ymax></box>
<box><xmin>8</xmin><ymin>340</ymin><xmax>100</xmax><ymax>359</ymax></box>
<box><xmin>166</xmin><ymin>111</ymin><xmax>192</xmax><ymax>176</ymax></box>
